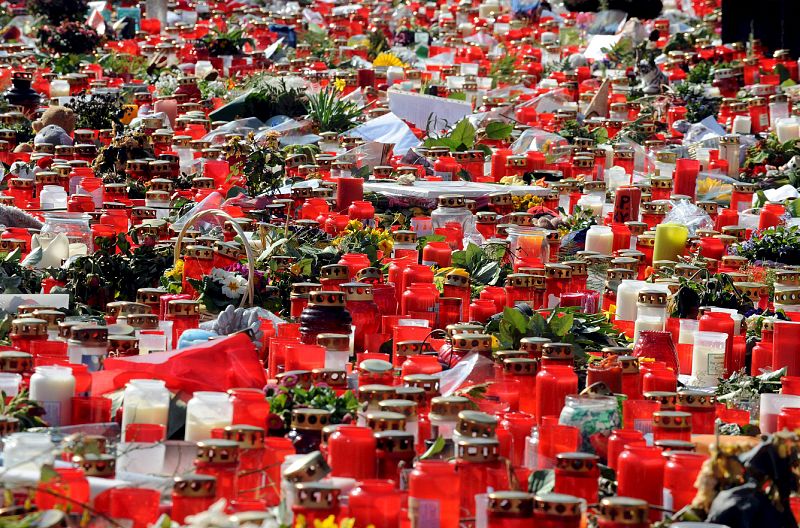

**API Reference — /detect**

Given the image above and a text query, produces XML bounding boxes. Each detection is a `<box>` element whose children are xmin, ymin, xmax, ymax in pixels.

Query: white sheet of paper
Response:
<box><xmin>0</xmin><ymin>294</ymin><xmax>70</xmax><ymax>312</ymax></box>
<box><xmin>349</xmin><ymin>112</ymin><xmax>421</xmax><ymax>155</ymax></box>
<box><xmin>388</xmin><ymin>88</ymin><xmax>473</xmax><ymax>129</ymax></box>
<box><xmin>583</xmin><ymin>34</ymin><xmax>622</xmax><ymax>61</ymax></box>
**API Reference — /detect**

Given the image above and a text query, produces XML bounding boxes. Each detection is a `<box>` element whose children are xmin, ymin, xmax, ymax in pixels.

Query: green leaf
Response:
<box><xmin>40</xmin><ymin>465</ymin><xmax>58</xmax><ymax>483</ymax></box>
<box><xmin>527</xmin><ymin>311</ymin><xmax>547</xmax><ymax>336</ymax></box>
<box><xmin>549</xmin><ymin>311</ymin><xmax>574</xmax><ymax>337</ymax></box>
<box><xmin>787</xmin><ymin>198</ymin><xmax>800</xmax><ymax>218</ymax></box>
<box><xmin>422</xmin><ymin>137</ymin><xmax>460</xmax><ymax>151</ymax></box>
<box><xmin>465</xmin><ymin>243</ymin><xmax>483</xmax><ymax>267</ymax></box>
<box><xmin>420</xmin><ymin>436</ymin><xmax>446</xmax><ymax>460</ymax></box>
<box><xmin>528</xmin><ymin>469</ymin><xmax>555</xmax><ymax>494</ymax></box>
<box><xmin>226</xmin><ymin>185</ymin><xmax>247</xmax><ymax>198</ymax></box>
<box><xmin>775</xmin><ymin>63</ymin><xmax>791</xmax><ymax>83</ymax></box>
<box><xmin>503</xmin><ymin>306</ymin><xmax>528</xmax><ymax>334</ymax></box>
<box><xmin>447</xmin><ymin>92</ymin><xmax>467</xmax><ymax>101</ymax></box>
<box><xmin>485</xmin><ymin>121</ymin><xmax>513</xmax><ymax>140</ymax></box>
<box><xmin>593</xmin><ymin>126</ymin><xmax>609</xmax><ymax>144</ymax></box>
<box><xmin>416</xmin><ymin>45</ymin><xmax>429</xmax><ymax>58</ymax></box>
<box><xmin>352</xmin><ymin>165</ymin><xmax>371</xmax><ymax>180</ymax></box>
<box><xmin>498</xmin><ymin>320</ymin><xmax>515</xmax><ymax>349</ymax></box>
<box><xmin>450</xmin><ymin>119</ymin><xmax>476</xmax><ymax>149</ymax></box>
<box><xmin>474</xmin><ymin>143</ymin><xmax>493</xmax><ymax>159</ymax></box>
<box><xmin>782</xmin><ymin>79</ymin><xmax>797</xmax><ymax>88</ymax></box>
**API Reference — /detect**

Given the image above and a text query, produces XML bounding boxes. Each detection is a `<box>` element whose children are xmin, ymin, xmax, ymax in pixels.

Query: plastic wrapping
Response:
<box><xmin>663</xmin><ymin>199</ymin><xmax>714</xmax><ymax>235</ymax></box>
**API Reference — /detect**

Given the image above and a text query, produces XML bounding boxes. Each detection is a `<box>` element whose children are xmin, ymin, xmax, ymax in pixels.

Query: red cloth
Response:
<box><xmin>93</xmin><ymin>333</ymin><xmax>265</xmax><ymax>396</ymax></box>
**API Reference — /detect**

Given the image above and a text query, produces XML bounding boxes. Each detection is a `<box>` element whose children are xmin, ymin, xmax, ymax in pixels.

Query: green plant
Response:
<box><xmin>716</xmin><ymin>368</ymin><xmax>785</xmax><ymax>407</ymax></box>
<box><xmin>422</xmin><ymin>118</ymin><xmax>505</xmax><ymax>158</ymax></box>
<box><xmin>490</xmin><ymin>54</ymin><xmax>518</xmax><ymax>87</ymax></box>
<box><xmin>266</xmin><ymin>385</ymin><xmax>359</xmax><ymax>432</ymax></box>
<box><xmin>449</xmin><ymin>242</ymin><xmax>511</xmax><ymax>288</ymax></box>
<box><xmin>0</xmin><ymin>388</ymin><xmax>47</xmax><ymax>430</ymax></box>
<box><xmin>305</xmin><ymin>86</ymin><xmax>364</xmax><ymax>133</ymax></box>
<box><xmin>66</xmin><ymin>93</ymin><xmax>125</xmax><ymax>130</ymax></box>
<box><xmin>743</xmin><ymin>134</ymin><xmax>800</xmax><ymax>171</ymax></box>
<box><xmin>486</xmin><ymin>306</ymin><xmax>629</xmax><ymax>368</ymax></box>
<box><xmin>228</xmin><ymin>136</ymin><xmax>287</xmax><ymax>196</ymax></box>
<box><xmin>200</xmin><ymin>28</ymin><xmax>254</xmax><ymax>57</ymax></box>
<box><xmin>668</xmin><ymin>270</ymin><xmax>753</xmax><ymax>319</ymax></box>
<box><xmin>28</xmin><ymin>0</ymin><xmax>88</xmax><ymax>24</ymax></box>
<box><xmin>242</xmin><ymin>79</ymin><xmax>308</xmax><ymax>121</ymax></box>
<box><xmin>673</xmin><ymin>82</ymin><xmax>721</xmax><ymax>123</ymax></box>
<box><xmin>732</xmin><ymin>225</ymin><xmax>800</xmax><ymax>265</ymax></box>
<box><xmin>557</xmin><ymin>120</ymin><xmax>609</xmax><ymax>145</ymax></box>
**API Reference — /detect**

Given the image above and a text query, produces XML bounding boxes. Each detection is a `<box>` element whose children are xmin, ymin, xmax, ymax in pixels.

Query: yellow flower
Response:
<box><xmin>333</xmin><ymin>78</ymin><xmax>347</xmax><ymax>92</ymax></box>
<box><xmin>373</xmin><ymin>52</ymin><xmax>407</xmax><ymax>68</ymax></box>
<box><xmin>164</xmin><ymin>259</ymin><xmax>184</xmax><ymax>280</ymax></box>
<box><xmin>346</xmin><ymin>220</ymin><xmax>364</xmax><ymax>232</ymax></box>
<box><xmin>378</xmin><ymin>238</ymin><xmax>394</xmax><ymax>255</ymax></box>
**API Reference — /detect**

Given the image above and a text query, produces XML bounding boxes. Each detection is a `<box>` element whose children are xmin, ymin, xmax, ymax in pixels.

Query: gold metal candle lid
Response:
<box><xmin>11</xmin><ymin>318</ymin><xmax>47</xmax><ymax>337</ymax></box>
<box><xmin>488</xmin><ymin>491</ymin><xmax>534</xmax><ymax>517</ymax></box>
<box><xmin>342</xmin><ymin>282</ymin><xmax>373</xmax><ymax>301</ymax></box>
<box><xmin>72</xmin><ymin>454</ymin><xmax>116</xmax><ymax>478</ymax></box>
<box><xmin>396</xmin><ymin>340</ymin><xmax>427</xmax><ymax>357</ymax></box>
<box><xmin>30</xmin><ymin>309</ymin><xmax>65</xmax><ymax>329</ymax></box>
<box><xmin>167</xmin><ymin>299</ymin><xmax>200</xmax><ymax>316</ymax></box>
<box><xmin>606</xmin><ymin>268</ymin><xmax>635</xmax><ymax>282</ymax></box>
<box><xmin>393</xmin><ymin>385</ymin><xmax>426</xmax><ymax>406</ymax></box>
<box><xmin>173</xmin><ymin>474</ymin><xmax>217</xmax><ymax>498</ymax></box>
<box><xmin>563</xmin><ymin>260</ymin><xmax>588</xmax><ymax>277</ymax></box>
<box><xmin>290</xmin><ymin>409</ymin><xmax>331</xmax><ymax>431</ymax></box>
<box><xmin>503</xmin><ymin>357</ymin><xmax>538</xmax><ymax>375</ymax></box>
<box><xmin>677</xmin><ymin>390</ymin><xmax>716</xmax><ymax>409</ymax></box>
<box><xmin>393</xmin><ymin>230</ymin><xmax>416</xmax><ymax>244</ymax></box>
<box><xmin>316</xmin><ymin>333</ymin><xmax>349</xmax><ymax>351</ymax></box>
<box><xmin>505</xmin><ymin>273</ymin><xmax>535</xmax><ymax>289</ymax></box>
<box><xmin>221</xmin><ymin>424</ymin><xmax>266</xmax><ymax>449</ymax></box>
<box><xmin>733</xmin><ymin>282</ymin><xmax>768</xmax><ymax>302</ymax></box>
<box><xmin>307</xmin><ymin>291</ymin><xmax>346</xmax><ymax>307</ymax></box>
<box><xmin>555</xmin><ymin>452</ymin><xmax>599</xmax><ymax>473</ymax></box>
<box><xmin>451</xmin><ymin>333</ymin><xmax>492</xmax><ymax>353</ymax></box>
<box><xmin>775</xmin><ymin>288</ymin><xmax>800</xmax><ymax>305</ymax></box>
<box><xmin>319</xmin><ymin>265</ymin><xmax>349</xmax><ymax>281</ymax></box>
<box><xmin>282</xmin><ymin>451</ymin><xmax>330</xmax><ymax>483</ymax></box>
<box><xmin>542</xmin><ymin>342</ymin><xmax>573</xmax><ymax>360</ymax></box>
<box><xmin>653</xmin><ymin>410</ymin><xmax>692</xmax><ymax>430</ymax></box>
<box><xmin>379</xmin><ymin>399</ymin><xmax>417</xmax><ymax>419</ymax></box>
<box><xmin>533</xmin><ymin>493</ymin><xmax>582</xmax><ymax>518</ymax></box>
<box><xmin>374</xmin><ymin>430</ymin><xmax>415</xmax><ymax>453</ymax></box>
<box><xmin>611</xmin><ymin>257</ymin><xmax>639</xmax><ymax>272</ymax></box>
<box><xmin>520</xmin><ymin>336</ymin><xmax>551</xmax><ymax>356</ymax></box>
<box><xmin>457</xmin><ymin>410</ymin><xmax>497</xmax><ymax>438</ymax></box>
<box><xmin>365</xmin><ymin>411</ymin><xmax>406</xmax><ymax>432</ymax></box>
<box><xmin>195</xmin><ymin>439</ymin><xmax>240</xmax><ymax>464</ymax></box>
<box><xmin>776</xmin><ymin>270</ymin><xmax>800</xmax><ymax>286</ymax></box>
<box><xmin>430</xmin><ymin>395</ymin><xmax>471</xmax><ymax>419</ymax></box>
<box><xmin>544</xmin><ymin>263</ymin><xmax>571</xmax><ymax>279</ymax></box>
<box><xmin>644</xmin><ymin>391</ymin><xmax>678</xmax><ymax>410</ymax></box>
<box><xmin>599</xmin><ymin>497</ymin><xmax>649</xmax><ymax>524</ymax></box>
<box><xmin>637</xmin><ymin>289</ymin><xmax>668</xmax><ymax>306</ymax></box>
<box><xmin>358</xmin><ymin>384</ymin><xmax>396</xmax><ymax>404</ymax></box>
<box><xmin>438</xmin><ymin>194</ymin><xmax>466</xmax><ymax>208</ymax></box>
<box><xmin>107</xmin><ymin>335</ymin><xmax>138</xmax><ymax>357</ymax></box>
<box><xmin>674</xmin><ymin>263</ymin><xmax>701</xmax><ymax>279</ymax></box>
<box><xmin>355</xmin><ymin>267</ymin><xmax>382</xmax><ymax>283</ymax></box>
<box><xmin>655</xmin><ymin>439</ymin><xmax>696</xmax><ymax>452</ymax></box>
<box><xmin>106</xmin><ymin>301</ymin><xmax>149</xmax><ymax>318</ymax></box>
<box><xmin>618</xmin><ymin>355</ymin><xmax>639</xmax><ymax>374</ymax></box>
<box><xmin>294</xmin><ymin>482</ymin><xmax>340</xmax><ymax>509</ymax></box>
<box><xmin>456</xmin><ymin>436</ymin><xmax>500</xmax><ymax>463</ymax></box>
<box><xmin>403</xmin><ymin>374</ymin><xmax>440</xmax><ymax>397</ymax></box>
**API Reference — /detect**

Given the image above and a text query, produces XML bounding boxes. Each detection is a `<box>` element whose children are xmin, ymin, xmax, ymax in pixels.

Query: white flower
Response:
<box><xmin>210</xmin><ymin>268</ymin><xmax>247</xmax><ymax>298</ymax></box>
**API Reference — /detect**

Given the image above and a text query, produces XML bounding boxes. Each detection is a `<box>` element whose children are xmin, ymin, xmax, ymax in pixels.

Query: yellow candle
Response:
<box><xmin>653</xmin><ymin>223</ymin><xmax>688</xmax><ymax>262</ymax></box>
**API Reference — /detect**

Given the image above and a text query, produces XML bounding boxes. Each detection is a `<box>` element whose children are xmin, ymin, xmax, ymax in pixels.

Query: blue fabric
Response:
<box><xmin>269</xmin><ymin>24</ymin><xmax>297</xmax><ymax>48</ymax></box>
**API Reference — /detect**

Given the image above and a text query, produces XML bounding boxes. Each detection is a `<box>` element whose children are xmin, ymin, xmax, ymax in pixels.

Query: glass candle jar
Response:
<box><xmin>67</xmin><ymin>324</ymin><xmax>108</xmax><ymax>372</ymax></box>
<box><xmin>676</xmin><ymin>390</ymin><xmax>716</xmax><ymax>434</ymax></box>
<box><xmin>165</xmin><ymin>299</ymin><xmax>200</xmax><ymax>346</ymax></box>
<box><xmin>172</xmin><ymin>474</ymin><xmax>217</xmax><ymax>523</ymax></box>
<box><xmin>554</xmin><ymin>452</ymin><xmax>599</xmax><ymax>504</ymax></box>
<box><xmin>185</xmin><ymin>391</ymin><xmax>234</xmax><ymax>442</ymax></box>
<box><xmin>30</xmin><ymin>365</ymin><xmax>75</xmax><ymax>427</ymax></box>
<box><xmin>121</xmin><ymin>379</ymin><xmax>170</xmax><ymax>440</ymax></box>
<box><xmin>299</xmin><ymin>291</ymin><xmax>353</xmax><ymax>345</ymax></box>
<box><xmin>348</xmin><ymin>479</ymin><xmax>403</xmax><ymax>528</ymax></box>
<box><xmin>652</xmin><ymin>411</ymin><xmax>692</xmax><ymax>442</ymax></box>
<box><xmin>408</xmin><ymin>460</ymin><xmax>460</xmax><ymax>528</ymax></box>
<box><xmin>535</xmin><ymin>364</ymin><xmax>578</xmax><ymax>425</ymax></box>
<box><xmin>532</xmin><ymin>493</ymin><xmax>582</xmax><ymax>528</ymax></box>
<box><xmin>2</xmin><ymin>432</ymin><xmax>54</xmax><ymax>471</ymax></box>
<box><xmin>454</xmin><ymin>437</ymin><xmax>510</xmax><ymax>517</ymax></box>
<box><xmin>617</xmin><ymin>445</ymin><xmax>665</xmax><ymax>519</ymax></box>
<box><xmin>429</xmin><ymin>395</ymin><xmax>472</xmax><ymax>439</ymax></box>
<box><xmin>292</xmin><ymin>482</ymin><xmax>342</xmax><ymax>525</ymax></box>
<box><xmin>194</xmin><ymin>439</ymin><xmax>240</xmax><ymax>501</ymax></box>
<box><xmin>327</xmin><ymin>425</ymin><xmax>377</xmax><ymax>479</ymax></box>
<box><xmin>607</xmin><ymin>429</ymin><xmax>644</xmax><ymax>470</ymax></box>
<box><xmin>375</xmin><ymin>430</ymin><xmax>415</xmax><ymax>482</ymax></box>
<box><xmin>558</xmin><ymin>394</ymin><xmax>620</xmax><ymax>453</ymax></box>
<box><xmin>486</xmin><ymin>491</ymin><xmax>535</xmax><ymax>528</ymax></box>
<box><xmin>663</xmin><ymin>452</ymin><xmax>707</xmax><ymax>513</ymax></box>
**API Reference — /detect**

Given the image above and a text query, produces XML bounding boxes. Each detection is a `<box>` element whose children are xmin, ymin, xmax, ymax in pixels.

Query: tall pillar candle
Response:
<box><xmin>673</xmin><ymin>159</ymin><xmax>700</xmax><ymax>200</ymax></box>
<box><xmin>336</xmin><ymin>177</ymin><xmax>364</xmax><ymax>213</ymax></box>
<box><xmin>653</xmin><ymin>223</ymin><xmax>688</xmax><ymax>262</ymax></box>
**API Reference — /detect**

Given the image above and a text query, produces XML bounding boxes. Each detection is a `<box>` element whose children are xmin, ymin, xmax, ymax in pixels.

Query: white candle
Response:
<box><xmin>49</xmin><ymin>80</ymin><xmax>70</xmax><ymax>98</ymax></box>
<box><xmin>689</xmin><ymin>331</ymin><xmax>728</xmax><ymax>386</ymax></box>
<box><xmin>121</xmin><ymin>379</ymin><xmax>170</xmax><ymax>439</ymax></box>
<box><xmin>584</xmin><ymin>225</ymin><xmax>613</xmax><ymax>255</ymax></box>
<box><xmin>776</xmin><ymin>118</ymin><xmax>800</xmax><ymax>143</ymax></box>
<box><xmin>732</xmin><ymin>115</ymin><xmax>751</xmax><ymax>134</ymax></box>
<box><xmin>29</xmin><ymin>366</ymin><xmax>75</xmax><ymax>427</ymax></box>
<box><xmin>615</xmin><ymin>280</ymin><xmax>647</xmax><ymax>322</ymax></box>
<box><xmin>184</xmin><ymin>391</ymin><xmax>233</xmax><ymax>442</ymax></box>
<box><xmin>605</xmin><ymin>166</ymin><xmax>628</xmax><ymax>191</ymax></box>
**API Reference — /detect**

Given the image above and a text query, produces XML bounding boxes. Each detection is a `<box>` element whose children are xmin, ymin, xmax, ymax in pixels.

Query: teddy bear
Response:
<box><xmin>15</xmin><ymin>105</ymin><xmax>76</xmax><ymax>152</ymax></box>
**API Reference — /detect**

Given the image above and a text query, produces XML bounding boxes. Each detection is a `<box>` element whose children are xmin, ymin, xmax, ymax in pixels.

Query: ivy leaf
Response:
<box><xmin>503</xmin><ymin>306</ymin><xmax>528</xmax><ymax>334</ymax></box>
<box><xmin>549</xmin><ymin>311</ymin><xmax>574</xmax><ymax>337</ymax></box>
<box><xmin>485</xmin><ymin>121</ymin><xmax>513</xmax><ymax>140</ymax></box>
<box><xmin>498</xmin><ymin>320</ymin><xmax>515</xmax><ymax>349</ymax></box>
<box><xmin>448</xmin><ymin>92</ymin><xmax>467</xmax><ymax>101</ymax></box>
<box><xmin>352</xmin><ymin>165</ymin><xmax>371</xmax><ymax>180</ymax></box>
<box><xmin>40</xmin><ymin>465</ymin><xmax>58</xmax><ymax>483</ymax></box>
<box><xmin>593</xmin><ymin>126</ymin><xmax>609</xmax><ymax>144</ymax></box>
<box><xmin>450</xmin><ymin>118</ymin><xmax>476</xmax><ymax>149</ymax></box>
<box><xmin>528</xmin><ymin>469</ymin><xmax>555</xmax><ymax>494</ymax></box>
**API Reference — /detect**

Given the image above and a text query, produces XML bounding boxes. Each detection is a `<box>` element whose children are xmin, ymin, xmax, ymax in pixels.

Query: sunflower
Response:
<box><xmin>372</xmin><ymin>52</ymin><xmax>407</xmax><ymax>68</ymax></box>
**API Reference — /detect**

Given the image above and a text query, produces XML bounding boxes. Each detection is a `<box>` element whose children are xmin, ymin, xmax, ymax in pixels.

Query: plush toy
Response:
<box><xmin>26</xmin><ymin>106</ymin><xmax>77</xmax><ymax>151</ymax></box>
